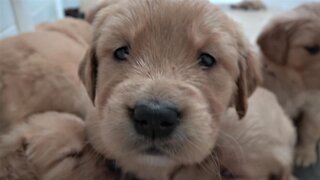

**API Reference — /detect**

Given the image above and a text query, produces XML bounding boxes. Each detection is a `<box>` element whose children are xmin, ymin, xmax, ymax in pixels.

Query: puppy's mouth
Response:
<box><xmin>143</xmin><ymin>146</ymin><xmax>165</xmax><ymax>156</ymax></box>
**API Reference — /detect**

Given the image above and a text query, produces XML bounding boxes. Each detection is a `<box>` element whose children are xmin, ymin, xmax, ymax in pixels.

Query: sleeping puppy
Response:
<box><xmin>258</xmin><ymin>3</ymin><xmax>320</xmax><ymax>167</ymax></box>
<box><xmin>175</xmin><ymin>88</ymin><xmax>296</xmax><ymax>180</ymax></box>
<box><xmin>0</xmin><ymin>18</ymin><xmax>92</xmax><ymax>133</ymax></box>
<box><xmin>0</xmin><ymin>112</ymin><xmax>109</xmax><ymax>180</ymax></box>
<box><xmin>79</xmin><ymin>0</ymin><xmax>261</xmax><ymax>179</ymax></box>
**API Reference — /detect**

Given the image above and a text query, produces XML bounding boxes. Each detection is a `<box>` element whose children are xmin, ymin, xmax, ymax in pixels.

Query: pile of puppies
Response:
<box><xmin>0</xmin><ymin>1</ymin><xmax>319</xmax><ymax>180</ymax></box>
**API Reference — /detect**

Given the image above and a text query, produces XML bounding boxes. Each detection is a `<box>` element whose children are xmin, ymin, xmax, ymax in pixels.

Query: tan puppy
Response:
<box><xmin>258</xmin><ymin>3</ymin><xmax>320</xmax><ymax>167</ymax></box>
<box><xmin>0</xmin><ymin>18</ymin><xmax>92</xmax><ymax>133</ymax></box>
<box><xmin>175</xmin><ymin>88</ymin><xmax>296</xmax><ymax>180</ymax></box>
<box><xmin>0</xmin><ymin>112</ymin><xmax>110</xmax><ymax>180</ymax></box>
<box><xmin>80</xmin><ymin>0</ymin><xmax>261</xmax><ymax>179</ymax></box>
<box><xmin>0</xmin><ymin>19</ymin><xmax>113</xmax><ymax>180</ymax></box>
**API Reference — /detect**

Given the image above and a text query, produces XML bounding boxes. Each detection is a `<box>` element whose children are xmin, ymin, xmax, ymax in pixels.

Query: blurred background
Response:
<box><xmin>0</xmin><ymin>0</ymin><xmax>319</xmax><ymax>41</ymax></box>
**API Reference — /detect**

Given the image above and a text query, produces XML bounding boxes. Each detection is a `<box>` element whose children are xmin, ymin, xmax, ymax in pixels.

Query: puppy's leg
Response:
<box><xmin>295</xmin><ymin>110</ymin><xmax>320</xmax><ymax>167</ymax></box>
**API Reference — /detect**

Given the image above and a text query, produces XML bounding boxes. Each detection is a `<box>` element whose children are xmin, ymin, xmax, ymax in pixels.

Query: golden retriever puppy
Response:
<box><xmin>0</xmin><ymin>112</ymin><xmax>110</xmax><ymax>180</ymax></box>
<box><xmin>258</xmin><ymin>3</ymin><xmax>320</xmax><ymax>167</ymax></box>
<box><xmin>80</xmin><ymin>0</ymin><xmax>261</xmax><ymax>179</ymax></box>
<box><xmin>0</xmin><ymin>18</ymin><xmax>92</xmax><ymax>133</ymax></box>
<box><xmin>175</xmin><ymin>88</ymin><xmax>296</xmax><ymax>180</ymax></box>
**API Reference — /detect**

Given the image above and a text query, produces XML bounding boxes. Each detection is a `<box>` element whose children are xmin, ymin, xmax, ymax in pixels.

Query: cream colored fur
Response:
<box><xmin>259</xmin><ymin>3</ymin><xmax>320</xmax><ymax>167</ymax></box>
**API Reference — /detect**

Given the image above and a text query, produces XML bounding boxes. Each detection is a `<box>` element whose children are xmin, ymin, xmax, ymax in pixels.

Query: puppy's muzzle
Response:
<box><xmin>131</xmin><ymin>100</ymin><xmax>180</xmax><ymax>140</ymax></box>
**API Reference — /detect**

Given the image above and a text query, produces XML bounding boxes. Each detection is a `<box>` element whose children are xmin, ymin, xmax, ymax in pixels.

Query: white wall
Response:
<box><xmin>0</xmin><ymin>0</ymin><xmax>18</xmax><ymax>39</ymax></box>
<box><xmin>0</xmin><ymin>0</ymin><xmax>65</xmax><ymax>39</ymax></box>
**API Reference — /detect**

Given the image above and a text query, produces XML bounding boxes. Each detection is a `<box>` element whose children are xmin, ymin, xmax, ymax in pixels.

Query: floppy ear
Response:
<box><xmin>235</xmin><ymin>49</ymin><xmax>262</xmax><ymax>119</ymax></box>
<box><xmin>257</xmin><ymin>16</ymin><xmax>304</xmax><ymax>65</ymax></box>
<box><xmin>257</xmin><ymin>19</ymin><xmax>289</xmax><ymax>65</ymax></box>
<box><xmin>79</xmin><ymin>47</ymin><xmax>98</xmax><ymax>103</ymax></box>
<box><xmin>85</xmin><ymin>0</ymin><xmax>121</xmax><ymax>24</ymax></box>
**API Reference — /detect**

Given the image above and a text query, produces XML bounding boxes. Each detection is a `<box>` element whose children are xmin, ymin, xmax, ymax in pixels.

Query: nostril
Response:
<box><xmin>132</xmin><ymin>100</ymin><xmax>181</xmax><ymax>139</ymax></box>
<box><xmin>135</xmin><ymin>118</ymin><xmax>148</xmax><ymax>127</ymax></box>
<box><xmin>160</xmin><ymin>121</ymin><xmax>174</xmax><ymax>128</ymax></box>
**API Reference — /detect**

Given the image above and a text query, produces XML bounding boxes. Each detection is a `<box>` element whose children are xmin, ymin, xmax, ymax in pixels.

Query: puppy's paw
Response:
<box><xmin>295</xmin><ymin>146</ymin><xmax>317</xmax><ymax>167</ymax></box>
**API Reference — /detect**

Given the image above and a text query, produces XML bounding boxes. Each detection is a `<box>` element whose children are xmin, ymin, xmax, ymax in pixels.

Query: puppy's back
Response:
<box><xmin>0</xmin><ymin>24</ymin><xmax>91</xmax><ymax>133</ymax></box>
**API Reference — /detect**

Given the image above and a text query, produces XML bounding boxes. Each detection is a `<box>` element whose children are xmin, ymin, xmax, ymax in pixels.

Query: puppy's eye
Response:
<box><xmin>65</xmin><ymin>151</ymin><xmax>83</xmax><ymax>159</ymax></box>
<box><xmin>304</xmin><ymin>45</ymin><xmax>319</xmax><ymax>55</ymax></box>
<box><xmin>198</xmin><ymin>53</ymin><xmax>217</xmax><ymax>69</ymax></box>
<box><xmin>114</xmin><ymin>46</ymin><xmax>129</xmax><ymax>61</ymax></box>
<box><xmin>220</xmin><ymin>168</ymin><xmax>234</xmax><ymax>179</ymax></box>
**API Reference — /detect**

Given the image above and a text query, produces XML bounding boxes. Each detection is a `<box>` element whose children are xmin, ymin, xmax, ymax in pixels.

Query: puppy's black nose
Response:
<box><xmin>132</xmin><ymin>100</ymin><xmax>180</xmax><ymax>139</ymax></box>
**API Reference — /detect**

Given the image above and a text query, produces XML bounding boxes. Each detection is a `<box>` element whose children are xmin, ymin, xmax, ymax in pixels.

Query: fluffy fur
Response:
<box><xmin>258</xmin><ymin>3</ymin><xmax>320</xmax><ymax>167</ymax></box>
<box><xmin>80</xmin><ymin>0</ymin><xmax>261</xmax><ymax>179</ymax></box>
<box><xmin>0</xmin><ymin>19</ymin><xmax>109</xmax><ymax>179</ymax></box>
<box><xmin>0</xmin><ymin>18</ymin><xmax>92</xmax><ymax>134</ymax></box>
<box><xmin>0</xmin><ymin>112</ymin><xmax>109</xmax><ymax>180</ymax></box>
<box><xmin>175</xmin><ymin>88</ymin><xmax>296</xmax><ymax>180</ymax></box>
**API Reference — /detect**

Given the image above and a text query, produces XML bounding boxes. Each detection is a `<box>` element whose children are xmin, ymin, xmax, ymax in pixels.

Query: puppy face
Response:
<box><xmin>258</xmin><ymin>3</ymin><xmax>320</xmax><ymax>91</ymax></box>
<box><xmin>80</xmin><ymin>0</ymin><xmax>259</xmax><ymax>173</ymax></box>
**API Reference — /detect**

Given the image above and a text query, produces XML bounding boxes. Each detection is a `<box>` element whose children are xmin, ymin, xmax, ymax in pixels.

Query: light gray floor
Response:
<box><xmin>215</xmin><ymin>1</ymin><xmax>320</xmax><ymax>180</ymax></box>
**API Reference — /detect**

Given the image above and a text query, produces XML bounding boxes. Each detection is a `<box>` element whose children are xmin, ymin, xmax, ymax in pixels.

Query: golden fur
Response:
<box><xmin>0</xmin><ymin>18</ymin><xmax>92</xmax><ymax>134</ymax></box>
<box><xmin>175</xmin><ymin>88</ymin><xmax>296</xmax><ymax>180</ymax></box>
<box><xmin>258</xmin><ymin>3</ymin><xmax>320</xmax><ymax>167</ymax></box>
<box><xmin>80</xmin><ymin>0</ymin><xmax>261</xmax><ymax>179</ymax></box>
<box><xmin>0</xmin><ymin>112</ymin><xmax>109</xmax><ymax>180</ymax></box>
<box><xmin>0</xmin><ymin>19</ymin><xmax>109</xmax><ymax>179</ymax></box>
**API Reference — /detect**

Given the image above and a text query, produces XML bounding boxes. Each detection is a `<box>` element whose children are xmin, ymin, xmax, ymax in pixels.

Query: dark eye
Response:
<box><xmin>198</xmin><ymin>53</ymin><xmax>217</xmax><ymax>69</ymax></box>
<box><xmin>65</xmin><ymin>151</ymin><xmax>83</xmax><ymax>159</ymax></box>
<box><xmin>114</xmin><ymin>46</ymin><xmax>129</xmax><ymax>61</ymax></box>
<box><xmin>304</xmin><ymin>45</ymin><xmax>319</xmax><ymax>55</ymax></box>
<box><xmin>220</xmin><ymin>168</ymin><xmax>234</xmax><ymax>179</ymax></box>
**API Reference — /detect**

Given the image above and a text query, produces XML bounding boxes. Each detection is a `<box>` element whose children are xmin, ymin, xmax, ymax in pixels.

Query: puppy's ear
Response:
<box><xmin>79</xmin><ymin>47</ymin><xmax>98</xmax><ymax>103</ymax></box>
<box><xmin>235</xmin><ymin>48</ymin><xmax>262</xmax><ymax>119</ymax></box>
<box><xmin>257</xmin><ymin>16</ymin><xmax>303</xmax><ymax>65</ymax></box>
<box><xmin>85</xmin><ymin>0</ymin><xmax>121</xmax><ymax>24</ymax></box>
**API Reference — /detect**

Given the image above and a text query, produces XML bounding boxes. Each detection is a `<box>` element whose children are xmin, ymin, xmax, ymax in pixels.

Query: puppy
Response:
<box><xmin>0</xmin><ymin>18</ymin><xmax>92</xmax><ymax>133</ymax></box>
<box><xmin>174</xmin><ymin>88</ymin><xmax>296</xmax><ymax>180</ymax></box>
<box><xmin>0</xmin><ymin>112</ymin><xmax>110</xmax><ymax>180</ymax></box>
<box><xmin>258</xmin><ymin>3</ymin><xmax>320</xmax><ymax>167</ymax></box>
<box><xmin>80</xmin><ymin>0</ymin><xmax>261</xmax><ymax>179</ymax></box>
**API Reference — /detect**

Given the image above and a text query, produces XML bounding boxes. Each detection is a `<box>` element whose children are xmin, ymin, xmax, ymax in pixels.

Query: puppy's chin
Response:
<box><xmin>87</xmin><ymin>78</ymin><xmax>220</xmax><ymax>172</ymax></box>
<box><xmin>135</xmin><ymin>154</ymin><xmax>175</xmax><ymax>167</ymax></box>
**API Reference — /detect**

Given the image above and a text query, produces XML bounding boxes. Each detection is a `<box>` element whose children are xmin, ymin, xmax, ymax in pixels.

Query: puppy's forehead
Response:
<box><xmin>94</xmin><ymin>0</ymin><xmax>237</xmax><ymax>54</ymax></box>
<box><xmin>292</xmin><ymin>22</ymin><xmax>320</xmax><ymax>43</ymax></box>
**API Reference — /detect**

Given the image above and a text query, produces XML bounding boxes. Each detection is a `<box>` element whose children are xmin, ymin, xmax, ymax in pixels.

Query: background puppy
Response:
<box><xmin>175</xmin><ymin>88</ymin><xmax>296</xmax><ymax>180</ymax></box>
<box><xmin>36</xmin><ymin>17</ymin><xmax>92</xmax><ymax>47</ymax></box>
<box><xmin>0</xmin><ymin>18</ymin><xmax>114</xmax><ymax>180</ymax></box>
<box><xmin>0</xmin><ymin>18</ymin><xmax>92</xmax><ymax>133</ymax></box>
<box><xmin>80</xmin><ymin>0</ymin><xmax>261</xmax><ymax>179</ymax></box>
<box><xmin>258</xmin><ymin>3</ymin><xmax>320</xmax><ymax>167</ymax></box>
<box><xmin>0</xmin><ymin>112</ymin><xmax>110</xmax><ymax>180</ymax></box>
